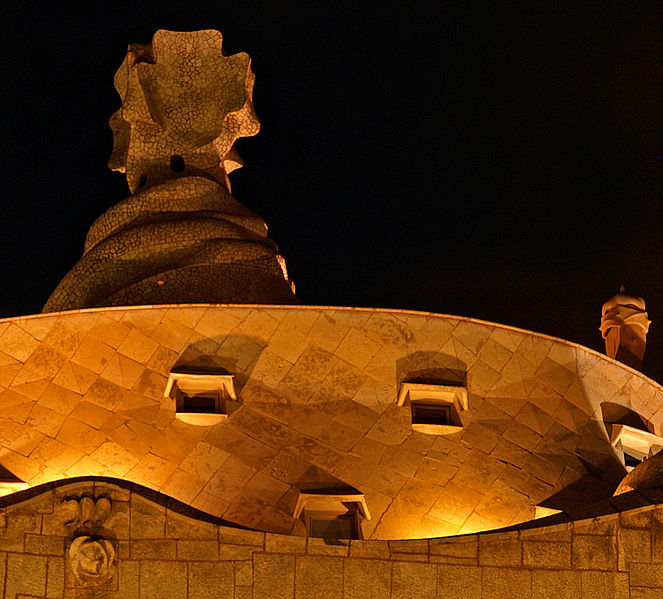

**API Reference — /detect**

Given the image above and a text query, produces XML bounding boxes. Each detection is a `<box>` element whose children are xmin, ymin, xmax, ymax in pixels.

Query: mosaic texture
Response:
<box><xmin>1</xmin><ymin>305</ymin><xmax>661</xmax><ymax>540</ymax></box>
<box><xmin>43</xmin><ymin>30</ymin><xmax>296</xmax><ymax>312</ymax></box>
<box><xmin>2</xmin><ymin>478</ymin><xmax>662</xmax><ymax>598</ymax></box>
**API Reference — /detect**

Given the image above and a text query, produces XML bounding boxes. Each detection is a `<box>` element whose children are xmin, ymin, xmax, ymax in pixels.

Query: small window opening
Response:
<box><xmin>181</xmin><ymin>395</ymin><xmax>217</xmax><ymax>413</ymax></box>
<box><xmin>307</xmin><ymin>511</ymin><xmax>359</xmax><ymax>540</ymax></box>
<box><xmin>170</xmin><ymin>155</ymin><xmax>185</xmax><ymax>172</ymax></box>
<box><xmin>398</xmin><ymin>382</ymin><xmax>467</xmax><ymax>435</ymax></box>
<box><xmin>164</xmin><ymin>369</ymin><xmax>237</xmax><ymax>426</ymax></box>
<box><xmin>624</xmin><ymin>453</ymin><xmax>641</xmax><ymax>469</ymax></box>
<box><xmin>609</xmin><ymin>422</ymin><xmax>663</xmax><ymax>472</ymax></box>
<box><xmin>411</xmin><ymin>402</ymin><xmax>452</xmax><ymax>426</ymax></box>
<box><xmin>293</xmin><ymin>490</ymin><xmax>370</xmax><ymax>540</ymax></box>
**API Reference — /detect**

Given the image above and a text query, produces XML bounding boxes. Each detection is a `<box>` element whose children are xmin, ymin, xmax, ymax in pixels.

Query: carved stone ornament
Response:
<box><xmin>68</xmin><ymin>536</ymin><xmax>115</xmax><ymax>586</ymax></box>
<box><xmin>42</xmin><ymin>29</ymin><xmax>296</xmax><ymax>313</ymax></box>
<box><xmin>62</xmin><ymin>495</ymin><xmax>112</xmax><ymax>529</ymax></box>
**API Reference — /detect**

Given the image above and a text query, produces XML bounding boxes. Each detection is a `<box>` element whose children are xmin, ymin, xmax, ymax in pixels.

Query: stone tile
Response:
<box><xmin>481</xmin><ymin>567</ymin><xmax>531</xmax><ymax>599</ymax></box>
<box><xmin>130</xmin><ymin>496</ymin><xmax>166</xmax><ymax>539</ymax></box>
<box><xmin>234</xmin><ymin>560</ymin><xmax>253</xmax><ymax>586</ymax></box>
<box><xmin>127</xmin><ymin>452</ymin><xmax>178</xmax><ymax>488</ymax></box>
<box><xmin>628</xmin><ymin>562</ymin><xmax>663</xmax><ymax>588</ymax></box>
<box><xmin>269</xmin><ymin>326</ymin><xmax>311</xmax><ymax>364</ymax></box>
<box><xmin>24</xmin><ymin>534</ymin><xmax>64</xmax><ymax>556</ymax></box>
<box><xmin>177</xmin><ymin>539</ymin><xmax>218</xmax><ymax>560</ymax></box>
<box><xmin>389</xmin><ymin>539</ymin><xmax>428</xmax><ymax>555</ymax></box>
<box><xmin>132</xmin><ymin>539</ymin><xmax>176</xmax><ymax>559</ymax></box>
<box><xmin>335</xmin><ymin>328</ymin><xmax>381</xmax><ymax>370</ymax></box>
<box><xmin>349</xmin><ymin>539</ymin><xmax>390</xmax><ymax>558</ymax></box>
<box><xmin>347</xmin><ymin>438</ymin><xmax>384</xmax><ymax>466</ymax></box>
<box><xmin>5</xmin><ymin>553</ymin><xmax>47</xmax><ymax>598</ymax></box>
<box><xmin>0</xmin><ymin>323</ymin><xmax>39</xmax><ymax>362</ymax></box>
<box><xmin>344</xmin><ymin>558</ymin><xmax>391</xmax><ymax>599</ymax></box>
<box><xmin>149</xmin><ymin>319</ymin><xmax>194</xmax><ymax>354</ymax></box>
<box><xmin>306</xmin><ymin>537</ymin><xmax>349</xmax><ymax>557</ymax></box>
<box><xmin>430</xmin><ymin>536</ymin><xmax>478</xmax><ymax>560</ymax></box>
<box><xmin>245</xmin><ymin>471</ymin><xmax>290</xmax><ymax>505</ymax></box>
<box><xmin>15</xmin><ymin>316</ymin><xmax>57</xmax><ymax>341</ymax></box>
<box><xmin>31</xmin><ymin>437</ymin><xmax>84</xmax><ymax>472</ymax></box>
<box><xmin>222</xmin><ymin>495</ymin><xmax>273</xmax><ymax>530</ymax></box>
<box><xmin>580</xmin><ymin>571</ymin><xmax>630</xmax><ymax>598</ymax></box>
<box><xmin>365</xmin><ymin>418</ymin><xmax>411</xmax><ymax>446</ymax></box>
<box><xmin>180</xmin><ymin>441</ymin><xmax>230</xmax><ymax>481</ymax></box>
<box><xmin>532</xmin><ymin>569</ymin><xmax>580</xmax><ymax>599</ymax></box>
<box><xmin>314</xmin><ymin>419</ymin><xmax>362</xmax><ymax>453</ymax></box>
<box><xmin>55</xmin><ymin>418</ymin><xmax>105</xmax><ymax>454</ymax></box>
<box><xmin>253</xmin><ymin>553</ymin><xmax>295</xmax><ymax>599</ymax></box>
<box><xmin>618</xmin><ymin>527</ymin><xmax>651</xmax><ymax>569</ymax></box>
<box><xmin>572</xmin><ymin>534</ymin><xmax>618</xmax><ymax>570</ymax></box>
<box><xmin>237</xmin><ymin>310</ymin><xmax>280</xmax><ymax>340</ymax></box>
<box><xmin>309</xmin><ymin>314</ymin><xmax>348</xmax><ymax>353</ymax></box>
<box><xmin>161</xmin><ymin>469</ymin><xmax>206</xmax><ymax>504</ymax></box>
<box><xmin>101</xmin><ymin>353</ymin><xmax>144</xmax><ymax>389</ymax></box>
<box><xmin>140</xmin><ymin>561</ymin><xmax>187</xmax><ymax>599</ymax></box>
<box><xmin>42</xmin><ymin>318</ymin><xmax>85</xmax><ymax>358</ymax></box>
<box><xmin>22</xmin><ymin>345</ymin><xmax>67</xmax><ymax>380</ymax></box>
<box><xmin>631</xmin><ymin>588</ymin><xmax>663</xmax><ymax>599</ymax></box>
<box><xmin>218</xmin><ymin>526</ymin><xmax>265</xmax><ymax>546</ymax></box>
<box><xmin>71</xmin><ymin>335</ymin><xmax>116</xmax><ymax>374</ymax></box>
<box><xmin>252</xmin><ymin>350</ymin><xmax>294</xmax><ymax>387</ymax></box>
<box><xmin>46</xmin><ymin>555</ymin><xmax>65</xmax><ymax>598</ymax></box>
<box><xmin>379</xmin><ymin>444</ymin><xmax>422</xmax><ymax>478</ymax></box>
<box><xmin>203</xmin><ymin>457</ymin><xmax>256</xmax><ymax>503</ymax></box>
<box><xmin>392</xmin><ymin>561</ymin><xmax>437</xmax><ymax>599</ymax></box>
<box><xmin>436</xmin><ymin>564</ymin><xmax>481</xmax><ymax>599</ymax></box>
<box><xmin>89</xmin><ymin>440</ymin><xmax>139</xmax><ymax>476</ymax></box>
<box><xmin>478</xmin><ymin>533</ymin><xmax>521</xmax><ymax>566</ymax></box>
<box><xmin>26</xmin><ymin>403</ymin><xmax>66</xmax><ymax>438</ymax></box>
<box><xmin>515</xmin><ymin>402</ymin><xmax>555</xmax><ymax>436</ymax></box>
<box><xmin>266</xmin><ymin>533</ymin><xmax>307</xmax><ymax>553</ymax></box>
<box><xmin>295</xmin><ymin>555</ymin><xmax>343</xmax><ymax>599</ymax></box>
<box><xmin>523</xmin><ymin>540</ymin><xmax>571</xmax><ymax>569</ymax></box>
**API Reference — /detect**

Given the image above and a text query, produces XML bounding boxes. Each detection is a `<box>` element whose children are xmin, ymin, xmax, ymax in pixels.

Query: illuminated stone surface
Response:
<box><xmin>44</xmin><ymin>30</ymin><xmax>295</xmax><ymax>312</ymax></box>
<box><xmin>5</xmin><ymin>26</ymin><xmax>663</xmax><ymax>598</ymax></box>
<box><xmin>0</xmin><ymin>305</ymin><xmax>661</xmax><ymax>540</ymax></box>
<box><xmin>600</xmin><ymin>289</ymin><xmax>650</xmax><ymax>371</ymax></box>
<box><xmin>1</xmin><ymin>478</ymin><xmax>661</xmax><ymax>597</ymax></box>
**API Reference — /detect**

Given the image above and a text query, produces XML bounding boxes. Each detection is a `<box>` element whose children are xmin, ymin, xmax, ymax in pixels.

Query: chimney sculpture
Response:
<box><xmin>600</xmin><ymin>287</ymin><xmax>651</xmax><ymax>370</ymax></box>
<box><xmin>43</xmin><ymin>30</ymin><xmax>296</xmax><ymax>312</ymax></box>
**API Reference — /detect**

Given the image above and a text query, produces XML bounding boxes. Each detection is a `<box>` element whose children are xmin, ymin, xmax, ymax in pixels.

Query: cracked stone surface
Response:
<box><xmin>43</xmin><ymin>30</ymin><xmax>295</xmax><ymax>312</ymax></box>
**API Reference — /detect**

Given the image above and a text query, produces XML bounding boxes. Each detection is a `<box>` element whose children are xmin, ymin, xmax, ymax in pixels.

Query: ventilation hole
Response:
<box><xmin>170</xmin><ymin>155</ymin><xmax>185</xmax><ymax>172</ymax></box>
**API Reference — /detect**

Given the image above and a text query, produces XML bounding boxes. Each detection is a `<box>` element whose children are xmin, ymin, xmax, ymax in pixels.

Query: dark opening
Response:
<box><xmin>181</xmin><ymin>395</ymin><xmax>216</xmax><ymax>413</ymax></box>
<box><xmin>624</xmin><ymin>453</ymin><xmax>641</xmax><ymax>469</ymax></box>
<box><xmin>309</xmin><ymin>513</ymin><xmax>358</xmax><ymax>539</ymax></box>
<box><xmin>170</xmin><ymin>155</ymin><xmax>185</xmax><ymax>172</ymax></box>
<box><xmin>411</xmin><ymin>402</ymin><xmax>452</xmax><ymax>425</ymax></box>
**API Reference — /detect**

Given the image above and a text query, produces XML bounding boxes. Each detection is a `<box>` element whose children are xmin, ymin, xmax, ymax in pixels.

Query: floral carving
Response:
<box><xmin>68</xmin><ymin>536</ymin><xmax>115</xmax><ymax>586</ymax></box>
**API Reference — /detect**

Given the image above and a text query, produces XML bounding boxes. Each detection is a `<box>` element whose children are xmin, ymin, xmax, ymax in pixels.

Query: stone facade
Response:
<box><xmin>0</xmin><ymin>305</ymin><xmax>660</xmax><ymax>540</ymax></box>
<box><xmin>1</xmin><ymin>478</ymin><xmax>662</xmax><ymax>598</ymax></box>
<box><xmin>4</xmin><ymin>27</ymin><xmax>663</xmax><ymax>598</ymax></box>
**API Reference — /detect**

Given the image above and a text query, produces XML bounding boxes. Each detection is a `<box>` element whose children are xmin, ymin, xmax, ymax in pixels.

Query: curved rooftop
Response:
<box><xmin>0</xmin><ymin>304</ymin><xmax>660</xmax><ymax>539</ymax></box>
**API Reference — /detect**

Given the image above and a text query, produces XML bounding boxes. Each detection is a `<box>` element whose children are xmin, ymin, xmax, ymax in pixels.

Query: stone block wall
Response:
<box><xmin>1</xmin><ymin>479</ymin><xmax>663</xmax><ymax>598</ymax></box>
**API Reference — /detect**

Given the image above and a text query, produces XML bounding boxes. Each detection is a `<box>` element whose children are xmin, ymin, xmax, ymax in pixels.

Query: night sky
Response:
<box><xmin>2</xmin><ymin>4</ymin><xmax>663</xmax><ymax>380</ymax></box>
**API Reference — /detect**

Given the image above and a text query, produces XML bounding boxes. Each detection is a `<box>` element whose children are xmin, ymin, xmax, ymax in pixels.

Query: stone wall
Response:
<box><xmin>1</xmin><ymin>479</ymin><xmax>662</xmax><ymax>598</ymax></box>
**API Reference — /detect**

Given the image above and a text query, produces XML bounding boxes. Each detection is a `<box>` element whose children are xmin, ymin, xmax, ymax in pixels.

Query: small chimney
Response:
<box><xmin>600</xmin><ymin>286</ymin><xmax>651</xmax><ymax>370</ymax></box>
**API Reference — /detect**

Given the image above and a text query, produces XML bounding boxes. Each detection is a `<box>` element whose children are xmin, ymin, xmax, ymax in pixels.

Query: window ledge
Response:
<box><xmin>293</xmin><ymin>492</ymin><xmax>371</xmax><ymax>520</ymax></box>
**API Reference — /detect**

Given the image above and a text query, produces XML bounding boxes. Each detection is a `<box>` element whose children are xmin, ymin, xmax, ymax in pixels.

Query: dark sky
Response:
<box><xmin>2</xmin><ymin>3</ymin><xmax>663</xmax><ymax>380</ymax></box>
